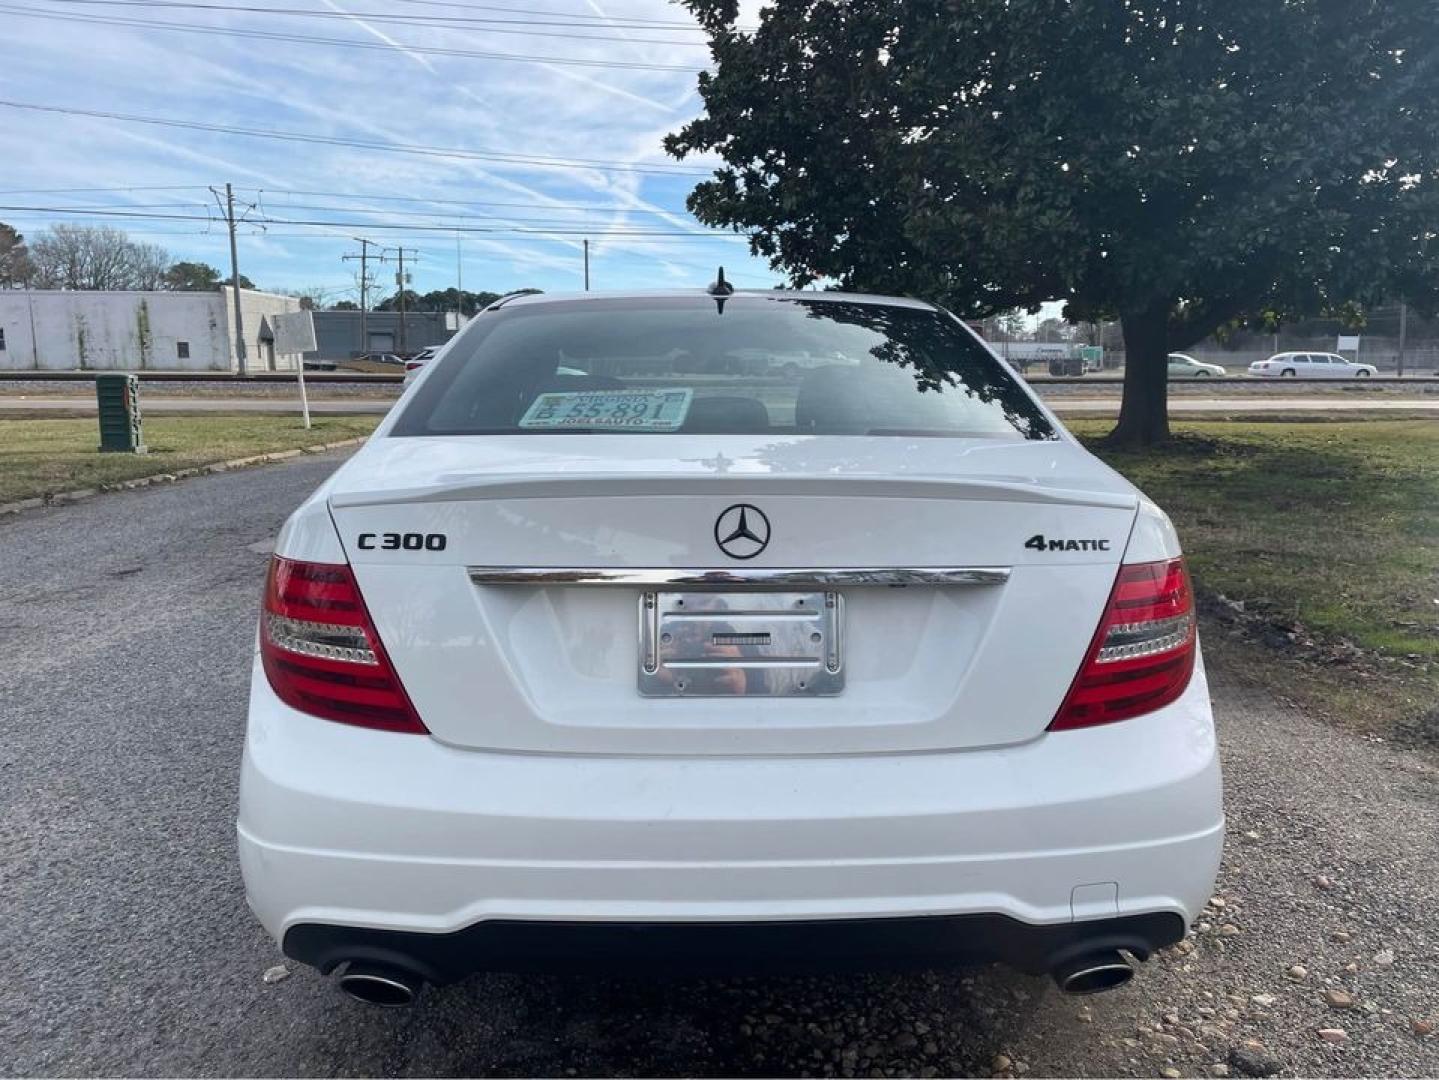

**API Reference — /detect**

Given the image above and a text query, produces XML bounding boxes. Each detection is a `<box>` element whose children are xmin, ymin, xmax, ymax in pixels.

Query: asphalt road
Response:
<box><xmin>3</xmin><ymin>394</ymin><xmax>1439</xmax><ymax>417</ymax></box>
<box><xmin>1</xmin><ymin>454</ymin><xmax>1436</xmax><ymax>1077</ymax></box>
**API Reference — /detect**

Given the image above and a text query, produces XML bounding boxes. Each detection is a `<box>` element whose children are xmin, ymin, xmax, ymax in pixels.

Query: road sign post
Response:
<box><xmin>273</xmin><ymin>311</ymin><xmax>320</xmax><ymax>430</ymax></box>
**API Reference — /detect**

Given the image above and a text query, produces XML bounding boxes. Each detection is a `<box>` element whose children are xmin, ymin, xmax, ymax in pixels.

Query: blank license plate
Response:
<box><xmin>638</xmin><ymin>590</ymin><xmax>844</xmax><ymax>697</ymax></box>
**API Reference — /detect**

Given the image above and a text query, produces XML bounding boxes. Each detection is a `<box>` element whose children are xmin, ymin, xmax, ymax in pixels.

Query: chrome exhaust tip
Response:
<box><xmin>336</xmin><ymin>964</ymin><xmax>422</xmax><ymax>1007</ymax></box>
<box><xmin>1052</xmin><ymin>950</ymin><xmax>1134</xmax><ymax>995</ymax></box>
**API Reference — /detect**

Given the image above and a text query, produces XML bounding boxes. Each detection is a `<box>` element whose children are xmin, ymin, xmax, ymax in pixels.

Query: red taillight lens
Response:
<box><xmin>1049</xmin><ymin>558</ymin><xmax>1196</xmax><ymax>731</ymax></box>
<box><xmin>405</xmin><ymin>361</ymin><xmax>423</xmax><ymax>371</ymax></box>
<box><xmin>259</xmin><ymin>556</ymin><xmax>427</xmax><ymax>734</ymax></box>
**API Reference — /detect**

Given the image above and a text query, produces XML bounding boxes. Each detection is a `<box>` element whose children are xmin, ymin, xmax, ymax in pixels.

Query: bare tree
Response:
<box><xmin>29</xmin><ymin>225</ymin><xmax>172</xmax><ymax>290</ymax></box>
<box><xmin>0</xmin><ymin>222</ymin><xmax>35</xmax><ymax>287</ymax></box>
<box><xmin>127</xmin><ymin>242</ymin><xmax>171</xmax><ymax>290</ymax></box>
<box><xmin>272</xmin><ymin>285</ymin><xmax>342</xmax><ymax>310</ymax></box>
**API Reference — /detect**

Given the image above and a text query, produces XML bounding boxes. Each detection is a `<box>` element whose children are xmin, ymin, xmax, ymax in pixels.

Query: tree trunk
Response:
<box><xmin>1104</xmin><ymin>305</ymin><xmax>1172</xmax><ymax>447</ymax></box>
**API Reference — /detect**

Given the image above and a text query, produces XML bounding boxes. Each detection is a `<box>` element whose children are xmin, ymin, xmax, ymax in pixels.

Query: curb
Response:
<box><xmin>0</xmin><ymin>437</ymin><xmax>368</xmax><ymax>517</ymax></box>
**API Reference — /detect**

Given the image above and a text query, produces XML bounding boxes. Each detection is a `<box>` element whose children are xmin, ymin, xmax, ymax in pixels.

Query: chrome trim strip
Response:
<box><xmin>469</xmin><ymin>566</ymin><xmax>1011</xmax><ymax>587</ymax></box>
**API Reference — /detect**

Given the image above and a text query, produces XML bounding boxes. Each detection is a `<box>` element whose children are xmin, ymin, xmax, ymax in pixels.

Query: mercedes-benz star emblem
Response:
<box><xmin>714</xmin><ymin>504</ymin><xmax>770</xmax><ymax>560</ymax></box>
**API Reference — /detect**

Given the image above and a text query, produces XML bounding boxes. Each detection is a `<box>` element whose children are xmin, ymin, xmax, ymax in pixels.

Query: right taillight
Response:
<box><xmin>1049</xmin><ymin>557</ymin><xmax>1196</xmax><ymax>731</ymax></box>
<box><xmin>259</xmin><ymin>556</ymin><xmax>427</xmax><ymax>734</ymax></box>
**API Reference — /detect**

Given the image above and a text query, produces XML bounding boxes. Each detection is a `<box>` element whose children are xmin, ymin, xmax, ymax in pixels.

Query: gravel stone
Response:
<box><xmin>1228</xmin><ymin>1046</ymin><xmax>1284</xmax><ymax>1078</ymax></box>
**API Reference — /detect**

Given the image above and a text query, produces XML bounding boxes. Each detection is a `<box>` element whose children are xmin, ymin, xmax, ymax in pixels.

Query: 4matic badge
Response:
<box><xmin>1025</xmin><ymin>534</ymin><xmax>1111</xmax><ymax>553</ymax></box>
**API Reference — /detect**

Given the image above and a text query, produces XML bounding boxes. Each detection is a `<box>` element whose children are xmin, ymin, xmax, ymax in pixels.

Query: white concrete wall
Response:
<box><xmin>221</xmin><ymin>287</ymin><xmax>305</xmax><ymax>372</ymax></box>
<box><xmin>0</xmin><ymin>291</ymin><xmax>229</xmax><ymax>371</ymax></box>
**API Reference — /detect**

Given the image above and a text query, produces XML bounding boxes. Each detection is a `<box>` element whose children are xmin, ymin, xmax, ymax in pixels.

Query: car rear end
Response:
<box><xmin>403</xmin><ymin>347</ymin><xmax>438</xmax><ymax>386</ymax></box>
<box><xmin>238</xmin><ymin>292</ymin><xmax>1222</xmax><ymax>1000</ymax></box>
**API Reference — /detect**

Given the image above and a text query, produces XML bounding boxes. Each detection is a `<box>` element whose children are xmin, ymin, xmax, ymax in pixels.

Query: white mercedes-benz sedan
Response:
<box><xmin>238</xmin><ymin>286</ymin><xmax>1223</xmax><ymax>1006</ymax></box>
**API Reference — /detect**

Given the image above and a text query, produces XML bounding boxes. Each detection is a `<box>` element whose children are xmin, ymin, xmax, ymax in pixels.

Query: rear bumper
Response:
<box><xmin>283</xmin><ymin>911</ymin><xmax>1187</xmax><ymax>982</ymax></box>
<box><xmin>239</xmin><ymin>654</ymin><xmax>1223</xmax><ymax>973</ymax></box>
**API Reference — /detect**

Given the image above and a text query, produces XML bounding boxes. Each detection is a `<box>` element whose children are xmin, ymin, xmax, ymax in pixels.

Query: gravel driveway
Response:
<box><xmin>0</xmin><ymin>453</ymin><xmax>1435</xmax><ymax>1077</ymax></box>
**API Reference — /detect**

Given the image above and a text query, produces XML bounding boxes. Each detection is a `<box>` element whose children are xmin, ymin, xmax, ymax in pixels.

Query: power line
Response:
<box><xmin>36</xmin><ymin>0</ymin><xmax>714</xmax><ymax>43</ymax></box>
<box><xmin>0</xmin><ymin>200</ymin><xmax>213</xmax><ymax>210</ymax></box>
<box><xmin>0</xmin><ymin>184</ymin><xmax>701</xmax><ymax>217</ymax></box>
<box><xmin>0</xmin><ymin>209</ymin><xmax>746</xmax><ymax>243</ymax></box>
<box><xmin>0</xmin><ymin>100</ymin><xmax>711</xmax><ymax>176</ymax></box>
<box><xmin>15</xmin><ymin>197</ymin><xmax>631</xmax><ymax>220</ymax></box>
<box><xmin>0</xmin><ymin>3</ymin><xmax>704</xmax><ymax>69</ymax></box>
<box><xmin>0</xmin><ymin>203</ymin><xmax>747</xmax><ymax>239</ymax></box>
<box><xmin>391</xmin><ymin>0</ymin><xmax>756</xmax><ymax>32</ymax></box>
<box><xmin>245</xmin><ymin>200</ymin><xmax>701</xmax><ymax>227</ymax></box>
<box><xmin>256</xmin><ymin>187</ymin><xmax>697</xmax><ymax>216</ymax></box>
<box><xmin>0</xmin><ymin>183</ymin><xmax>211</xmax><ymax>195</ymax></box>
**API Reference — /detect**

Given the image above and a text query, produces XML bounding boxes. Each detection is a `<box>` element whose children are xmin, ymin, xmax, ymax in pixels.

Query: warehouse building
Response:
<box><xmin>0</xmin><ymin>287</ymin><xmax>306</xmax><ymax>372</ymax></box>
<box><xmin>304</xmin><ymin>309</ymin><xmax>465</xmax><ymax>363</ymax></box>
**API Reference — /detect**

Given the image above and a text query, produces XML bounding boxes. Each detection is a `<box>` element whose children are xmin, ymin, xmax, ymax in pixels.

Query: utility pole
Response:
<box><xmin>1398</xmin><ymin>302</ymin><xmax>1408</xmax><ymax>378</ymax></box>
<box><xmin>342</xmin><ymin>237</ymin><xmax>382</xmax><ymax>357</ymax></box>
<box><xmin>583</xmin><ymin>238</ymin><xmax>590</xmax><ymax>291</ymax></box>
<box><xmin>391</xmin><ymin>246</ymin><xmax>416</xmax><ymax>355</ymax></box>
<box><xmin>455</xmin><ymin>232</ymin><xmax>463</xmax><ymax>325</ymax></box>
<box><xmin>210</xmin><ymin>182</ymin><xmax>260</xmax><ymax>375</ymax></box>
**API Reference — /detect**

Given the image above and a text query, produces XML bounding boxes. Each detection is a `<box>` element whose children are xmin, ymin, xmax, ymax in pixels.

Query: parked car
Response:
<box><xmin>1167</xmin><ymin>353</ymin><xmax>1227</xmax><ymax>378</ymax></box>
<box><xmin>402</xmin><ymin>346</ymin><xmax>439</xmax><ymax>386</ymax></box>
<box><xmin>356</xmin><ymin>352</ymin><xmax>405</xmax><ymax>366</ymax></box>
<box><xmin>1249</xmin><ymin>352</ymin><xmax>1376</xmax><ymax>378</ymax></box>
<box><xmin>240</xmin><ymin>288</ymin><xmax>1222</xmax><ymax>1006</ymax></box>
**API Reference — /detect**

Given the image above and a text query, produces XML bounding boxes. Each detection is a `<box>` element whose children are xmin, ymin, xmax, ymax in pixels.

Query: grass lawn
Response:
<box><xmin>0</xmin><ymin>413</ymin><xmax>380</xmax><ymax>504</ymax></box>
<box><xmin>1079</xmin><ymin>418</ymin><xmax>1439</xmax><ymax>743</ymax></box>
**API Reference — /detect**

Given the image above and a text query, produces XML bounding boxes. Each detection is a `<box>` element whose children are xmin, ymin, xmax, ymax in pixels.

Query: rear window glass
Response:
<box><xmin>391</xmin><ymin>296</ymin><xmax>1054</xmax><ymax>441</ymax></box>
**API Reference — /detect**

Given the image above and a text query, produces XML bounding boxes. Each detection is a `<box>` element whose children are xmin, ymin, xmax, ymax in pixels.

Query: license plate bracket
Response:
<box><xmin>638</xmin><ymin>590</ymin><xmax>844</xmax><ymax>697</ymax></box>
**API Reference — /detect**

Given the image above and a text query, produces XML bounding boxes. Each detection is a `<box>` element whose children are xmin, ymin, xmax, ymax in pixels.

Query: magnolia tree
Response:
<box><xmin>667</xmin><ymin>0</ymin><xmax>1439</xmax><ymax>445</ymax></box>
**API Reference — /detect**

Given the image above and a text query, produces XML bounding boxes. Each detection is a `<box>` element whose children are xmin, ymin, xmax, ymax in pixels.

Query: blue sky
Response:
<box><xmin>0</xmin><ymin>0</ymin><xmax>782</xmax><ymax>301</ymax></box>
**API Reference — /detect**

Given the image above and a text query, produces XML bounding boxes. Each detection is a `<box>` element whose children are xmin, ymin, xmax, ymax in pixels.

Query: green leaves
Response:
<box><xmin>670</xmin><ymin>0</ymin><xmax>1439</xmax><ymax>335</ymax></box>
<box><xmin>669</xmin><ymin>0</ymin><xmax>1439</xmax><ymax>441</ymax></box>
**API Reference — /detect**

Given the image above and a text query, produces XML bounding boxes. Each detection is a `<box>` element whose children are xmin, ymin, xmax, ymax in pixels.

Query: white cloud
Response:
<box><xmin>0</xmin><ymin>0</ymin><xmax>778</xmax><ymax>293</ymax></box>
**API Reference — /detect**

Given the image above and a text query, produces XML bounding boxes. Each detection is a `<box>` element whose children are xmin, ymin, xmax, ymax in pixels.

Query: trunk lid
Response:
<box><xmin>328</xmin><ymin>434</ymin><xmax>1137</xmax><ymax>756</ymax></box>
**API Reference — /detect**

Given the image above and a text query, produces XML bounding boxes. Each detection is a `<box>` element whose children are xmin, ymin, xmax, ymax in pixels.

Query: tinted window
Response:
<box><xmin>393</xmin><ymin>296</ymin><xmax>1054</xmax><ymax>441</ymax></box>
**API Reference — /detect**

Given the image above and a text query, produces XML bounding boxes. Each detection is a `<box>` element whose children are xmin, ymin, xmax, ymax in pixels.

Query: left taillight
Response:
<box><xmin>1049</xmin><ymin>557</ymin><xmax>1197</xmax><ymax>731</ymax></box>
<box><xmin>259</xmin><ymin>556</ymin><xmax>427</xmax><ymax>734</ymax></box>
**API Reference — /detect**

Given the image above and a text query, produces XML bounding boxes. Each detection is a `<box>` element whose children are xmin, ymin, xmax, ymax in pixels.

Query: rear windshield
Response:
<box><xmin>391</xmin><ymin>296</ymin><xmax>1054</xmax><ymax>441</ymax></box>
